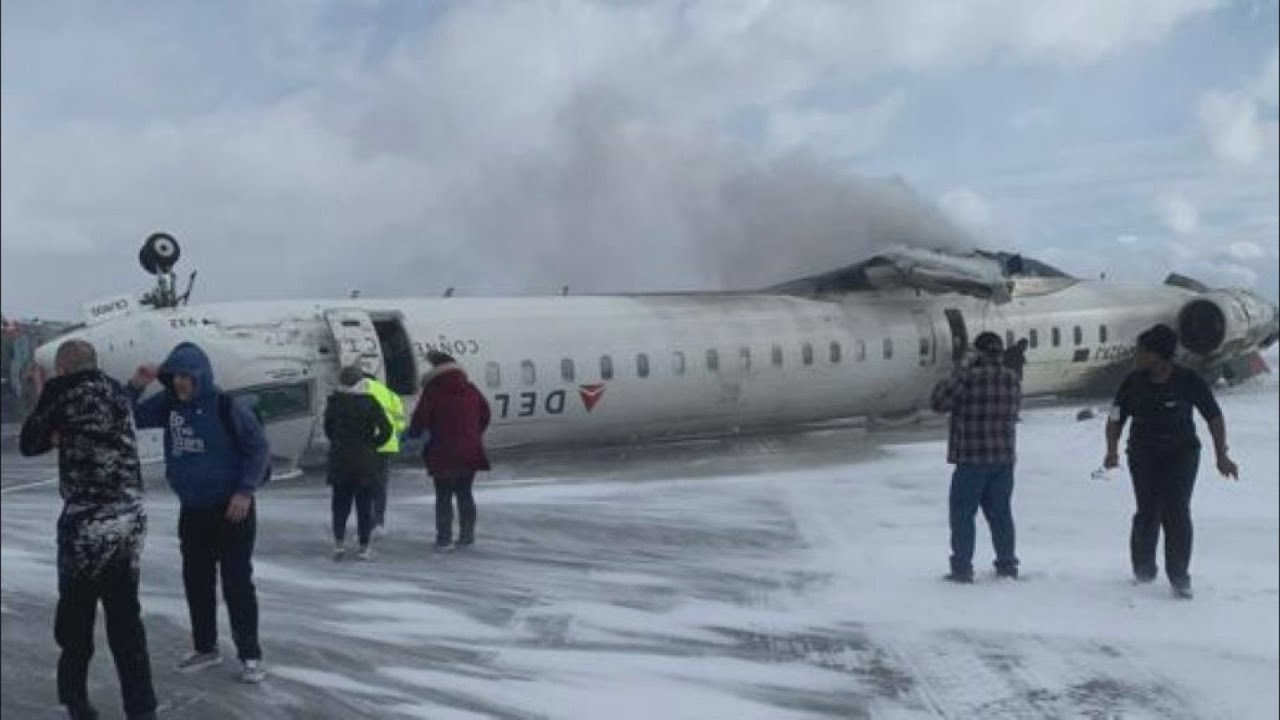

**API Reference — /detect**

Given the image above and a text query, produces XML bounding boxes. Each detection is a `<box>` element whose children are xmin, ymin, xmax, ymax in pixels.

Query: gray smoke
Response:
<box><xmin>372</xmin><ymin>91</ymin><xmax>979</xmax><ymax>296</ymax></box>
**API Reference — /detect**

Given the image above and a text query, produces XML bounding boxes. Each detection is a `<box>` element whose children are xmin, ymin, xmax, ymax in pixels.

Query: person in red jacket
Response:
<box><xmin>406</xmin><ymin>351</ymin><xmax>491</xmax><ymax>550</ymax></box>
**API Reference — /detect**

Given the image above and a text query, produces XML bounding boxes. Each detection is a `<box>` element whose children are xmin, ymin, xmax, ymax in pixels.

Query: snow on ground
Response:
<box><xmin>2</xmin><ymin>376</ymin><xmax>1277</xmax><ymax>719</ymax></box>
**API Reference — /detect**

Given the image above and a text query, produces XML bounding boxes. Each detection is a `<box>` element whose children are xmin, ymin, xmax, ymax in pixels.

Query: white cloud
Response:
<box><xmin>938</xmin><ymin>188</ymin><xmax>994</xmax><ymax>234</ymax></box>
<box><xmin>1198</xmin><ymin>90</ymin><xmax>1269</xmax><ymax>165</ymax></box>
<box><xmin>1159</xmin><ymin>195</ymin><xmax>1201</xmax><ymax>235</ymax></box>
<box><xmin>1116</xmin><ymin>234</ymin><xmax>1140</xmax><ymax>245</ymax></box>
<box><xmin>1197</xmin><ymin>46</ymin><xmax>1280</xmax><ymax>166</ymax></box>
<box><xmin>1228</xmin><ymin>240</ymin><xmax>1267</xmax><ymax>260</ymax></box>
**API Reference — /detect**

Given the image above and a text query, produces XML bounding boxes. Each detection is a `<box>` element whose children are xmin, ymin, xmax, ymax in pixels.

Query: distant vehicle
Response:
<box><xmin>2</xmin><ymin>315</ymin><xmax>73</xmax><ymax>422</ymax></box>
<box><xmin>27</xmin><ymin>233</ymin><xmax>1279</xmax><ymax>473</ymax></box>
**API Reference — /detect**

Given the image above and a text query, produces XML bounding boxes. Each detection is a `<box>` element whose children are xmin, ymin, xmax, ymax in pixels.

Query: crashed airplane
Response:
<box><xmin>29</xmin><ymin>234</ymin><xmax>1280</xmax><ymax>472</ymax></box>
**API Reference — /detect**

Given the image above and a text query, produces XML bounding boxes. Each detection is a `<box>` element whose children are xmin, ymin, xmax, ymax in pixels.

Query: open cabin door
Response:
<box><xmin>323</xmin><ymin>309</ymin><xmax>386</xmax><ymax>380</ymax></box>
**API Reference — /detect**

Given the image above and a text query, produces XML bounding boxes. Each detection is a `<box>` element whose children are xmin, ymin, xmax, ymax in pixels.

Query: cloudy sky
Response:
<box><xmin>2</xmin><ymin>0</ymin><xmax>1277</xmax><ymax>320</ymax></box>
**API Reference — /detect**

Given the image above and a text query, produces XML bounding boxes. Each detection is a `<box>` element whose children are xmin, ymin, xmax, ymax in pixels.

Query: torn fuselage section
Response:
<box><xmin>769</xmin><ymin>246</ymin><xmax>1074</xmax><ymax>303</ymax></box>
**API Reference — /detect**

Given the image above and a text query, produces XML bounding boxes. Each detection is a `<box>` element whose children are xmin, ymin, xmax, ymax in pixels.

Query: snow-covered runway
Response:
<box><xmin>4</xmin><ymin>379</ymin><xmax>1276</xmax><ymax>719</ymax></box>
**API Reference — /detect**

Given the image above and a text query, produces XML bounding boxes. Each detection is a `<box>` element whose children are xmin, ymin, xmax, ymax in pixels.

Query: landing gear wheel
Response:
<box><xmin>139</xmin><ymin>232</ymin><xmax>181</xmax><ymax>275</ymax></box>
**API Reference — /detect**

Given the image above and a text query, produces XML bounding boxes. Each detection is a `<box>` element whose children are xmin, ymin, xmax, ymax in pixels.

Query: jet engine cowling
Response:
<box><xmin>1177</xmin><ymin>290</ymin><xmax>1279</xmax><ymax>358</ymax></box>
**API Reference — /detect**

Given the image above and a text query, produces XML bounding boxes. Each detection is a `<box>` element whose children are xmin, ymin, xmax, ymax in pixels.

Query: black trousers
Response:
<box><xmin>1128</xmin><ymin>448</ymin><xmax>1199</xmax><ymax>584</ymax></box>
<box><xmin>432</xmin><ymin>473</ymin><xmax>476</xmax><ymax>543</ymax></box>
<box><xmin>332</xmin><ymin>483</ymin><xmax>375</xmax><ymax>547</ymax></box>
<box><xmin>178</xmin><ymin>500</ymin><xmax>262</xmax><ymax>661</ymax></box>
<box><xmin>55</xmin><ymin>555</ymin><xmax>157</xmax><ymax>717</ymax></box>
<box><xmin>372</xmin><ymin>455</ymin><xmax>391</xmax><ymax>527</ymax></box>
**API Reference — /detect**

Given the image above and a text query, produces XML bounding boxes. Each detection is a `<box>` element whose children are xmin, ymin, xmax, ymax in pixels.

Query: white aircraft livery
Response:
<box><xmin>29</xmin><ymin>234</ymin><xmax>1280</xmax><ymax>472</ymax></box>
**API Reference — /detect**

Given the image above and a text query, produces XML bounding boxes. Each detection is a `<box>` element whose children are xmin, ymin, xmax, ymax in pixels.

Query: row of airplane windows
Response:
<box><xmin>480</xmin><ymin>323</ymin><xmax>1111</xmax><ymax>388</ymax></box>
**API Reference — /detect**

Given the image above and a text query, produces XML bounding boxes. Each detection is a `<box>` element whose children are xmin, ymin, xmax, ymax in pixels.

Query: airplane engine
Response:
<box><xmin>1177</xmin><ymin>290</ymin><xmax>1279</xmax><ymax>358</ymax></box>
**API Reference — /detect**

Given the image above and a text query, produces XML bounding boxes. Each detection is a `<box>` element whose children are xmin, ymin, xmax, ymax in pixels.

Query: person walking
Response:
<box><xmin>363</xmin><ymin>372</ymin><xmax>405</xmax><ymax>538</ymax></box>
<box><xmin>20</xmin><ymin>339</ymin><xmax>158</xmax><ymax>720</ymax></box>
<box><xmin>405</xmin><ymin>351</ymin><xmax>491</xmax><ymax>550</ymax></box>
<box><xmin>324</xmin><ymin>366</ymin><xmax>393</xmax><ymax>560</ymax></box>
<box><xmin>128</xmin><ymin>342</ymin><xmax>270</xmax><ymax>683</ymax></box>
<box><xmin>1103</xmin><ymin>324</ymin><xmax>1239</xmax><ymax>599</ymax></box>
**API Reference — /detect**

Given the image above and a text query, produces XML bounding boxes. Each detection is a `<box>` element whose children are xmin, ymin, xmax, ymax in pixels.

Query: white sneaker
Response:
<box><xmin>239</xmin><ymin>658</ymin><xmax>266</xmax><ymax>684</ymax></box>
<box><xmin>357</xmin><ymin>546</ymin><xmax>375</xmax><ymax>561</ymax></box>
<box><xmin>332</xmin><ymin>545</ymin><xmax>346</xmax><ymax>561</ymax></box>
<box><xmin>372</xmin><ymin>524</ymin><xmax>386</xmax><ymax>540</ymax></box>
<box><xmin>177</xmin><ymin>649</ymin><xmax>222</xmax><ymax>673</ymax></box>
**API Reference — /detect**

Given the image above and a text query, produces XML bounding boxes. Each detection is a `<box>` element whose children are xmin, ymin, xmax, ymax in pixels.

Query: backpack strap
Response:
<box><xmin>217</xmin><ymin>393</ymin><xmax>242</xmax><ymax>454</ymax></box>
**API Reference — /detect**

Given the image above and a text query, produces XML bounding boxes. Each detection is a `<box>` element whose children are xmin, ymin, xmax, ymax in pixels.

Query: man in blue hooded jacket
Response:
<box><xmin>128</xmin><ymin>342</ymin><xmax>270</xmax><ymax>684</ymax></box>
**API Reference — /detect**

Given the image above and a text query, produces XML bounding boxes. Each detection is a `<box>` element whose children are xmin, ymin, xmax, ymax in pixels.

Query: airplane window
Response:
<box><xmin>829</xmin><ymin>341</ymin><xmax>842</xmax><ymax>363</ymax></box>
<box><xmin>672</xmin><ymin>351</ymin><xmax>686</xmax><ymax>376</ymax></box>
<box><xmin>706</xmin><ymin>349</ymin><xmax>719</xmax><ymax>373</ymax></box>
<box><xmin>600</xmin><ymin>355</ymin><xmax>614</xmax><ymax>380</ymax></box>
<box><xmin>856</xmin><ymin>339</ymin><xmax>866</xmax><ymax>362</ymax></box>
<box><xmin>1073</xmin><ymin>326</ymin><xmax>1083</xmax><ymax>346</ymax></box>
<box><xmin>739</xmin><ymin>347</ymin><xmax>751</xmax><ymax>371</ymax></box>
<box><xmin>802</xmin><ymin>342</ymin><xmax>814</xmax><ymax>366</ymax></box>
<box><xmin>771</xmin><ymin>344</ymin><xmax>783</xmax><ymax>367</ymax></box>
<box><xmin>883</xmin><ymin>338</ymin><xmax>893</xmax><ymax>359</ymax></box>
<box><xmin>637</xmin><ymin>353</ymin><xmax>650</xmax><ymax>378</ymax></box>
<box><xmin>228</xmin><ymin>381</ymin><xmax>313</xmax><ymax>424</ymax></box>
<box><xmin>1099</xmin><ymin>325</ymin><xmax>1108</xmax><ymax>344</ymax></box>
<box><xmin>521</xmin><ymin>360</ymin><xmax>536</xmax><ymax>386</ymax></box>
<box><xmin>561</xmin><ymin>358</ymin><xmax>575</xmax><ymax>382</ymax></box>
<box><xmin>485</xmin><ymin>362</ymin><xmax>501</xmax><ymax>388</ymax></box>
<box><xmin>1051</xmin><ymin>327</ymin><xmax>1061</xmax><ymax>347</ymax></box>
<box><xmin>1029</xmin><ymin>329</ymin><xmax>1039</xmax><ymax>348</ymax></box>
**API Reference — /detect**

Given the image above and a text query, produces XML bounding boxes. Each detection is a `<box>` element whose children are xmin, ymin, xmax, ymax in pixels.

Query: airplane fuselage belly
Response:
<box><xmin>38</xmin><ymin>280</ymin><xmax>1224</xmax><ymax>464</ymax></box>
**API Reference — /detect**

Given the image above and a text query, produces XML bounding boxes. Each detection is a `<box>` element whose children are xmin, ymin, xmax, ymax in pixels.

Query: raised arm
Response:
<box><xmin>930</xmin><ymin>369</ymin><xmax>966</xmax><ymax>414</ymax></box>
<box><xmin>127</xmin><ymin>364</ymin><xmax>169</xmax><ymax>429</ymax></box>
<box><xmin>18</xmin><ymin>381</ymin><xmax>60</xmax><ymax>456</ymax></box>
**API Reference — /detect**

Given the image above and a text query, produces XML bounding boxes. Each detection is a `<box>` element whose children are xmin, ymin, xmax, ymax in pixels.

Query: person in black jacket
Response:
<box><xmin>1103</xmin><ymin>324</ymin><xmax>1239</xmax><ymax>599</ymax></box>
<box><xmin>20</xmin><ymin>339</ymin><xmax>158</xmax><ymax>720</ymax></box>
<box><xmin>324</xmin><ymin>365</ymin><xmax>393</xmax><ymax>560</ymax></box>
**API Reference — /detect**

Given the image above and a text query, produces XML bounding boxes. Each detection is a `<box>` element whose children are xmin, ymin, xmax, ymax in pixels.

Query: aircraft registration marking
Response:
<box><xmin>1094</xmin><ymin>345</ymin><xmax>1136</xmax><ymax>362</ymax></box>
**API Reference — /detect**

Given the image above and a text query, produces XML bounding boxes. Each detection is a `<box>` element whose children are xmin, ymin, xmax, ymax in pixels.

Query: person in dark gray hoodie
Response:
<box><xmin>324</xmin><ymin>366</ymin><xmax>393</xmax><ymax>560</ymax></box>
<box><xmin>21</xmin><ymin>339</ymin><xmax>157</xmax><ymax>720</ymax></box>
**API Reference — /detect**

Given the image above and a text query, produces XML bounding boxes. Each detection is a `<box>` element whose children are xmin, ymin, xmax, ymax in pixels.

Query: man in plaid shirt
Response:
<box><xmin>930</xmin><ymin>331</ymin><xmax>1023</xmax><ymax>582</ymax></box>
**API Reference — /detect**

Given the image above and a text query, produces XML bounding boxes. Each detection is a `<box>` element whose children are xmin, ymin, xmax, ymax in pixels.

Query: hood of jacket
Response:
<box><xmin>338</xmin><ymin>379</ymin><xmax>370</xmax><ymax>395</ymax></box>
<box><xmin>159</xmin><ymin>342</ymin><xmax>217</xmax><ymax>401</ymax></box>
<box><xmin>423</xmin><ymin>363</ymin><xmax>468</xmax><ymax>393</ymax></box>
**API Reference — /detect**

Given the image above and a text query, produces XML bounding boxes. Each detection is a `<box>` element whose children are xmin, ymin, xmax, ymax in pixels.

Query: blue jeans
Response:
<box><xmin>949</xmin><ymin>463</ymin><xmax>1018</xmax><ymax>575</ymax></box>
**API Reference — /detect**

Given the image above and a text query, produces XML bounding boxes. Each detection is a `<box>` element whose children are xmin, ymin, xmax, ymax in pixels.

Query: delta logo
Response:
<box><xmin>578</xmin><ymin>383</ymin><xmax>606</xmax><ymax>412</ymax></box>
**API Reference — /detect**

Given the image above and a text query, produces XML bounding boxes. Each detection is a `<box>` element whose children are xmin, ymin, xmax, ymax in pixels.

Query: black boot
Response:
<box><xmin>66</xmin><ymin>703</ymin><xmax>99</xmax><ymax>720</ymax></box>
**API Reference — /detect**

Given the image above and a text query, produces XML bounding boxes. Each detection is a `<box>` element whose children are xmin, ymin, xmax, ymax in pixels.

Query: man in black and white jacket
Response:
<box><xmin>21</xmin><ymin>339</ymin><xmax>157</xmax><ymax>720</ymax></box>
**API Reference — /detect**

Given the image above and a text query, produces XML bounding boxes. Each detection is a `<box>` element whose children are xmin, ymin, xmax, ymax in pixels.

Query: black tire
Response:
<box><xmin>139</xmin><ymin>232</ymin><xmax>181</xmax><ymax>274</ymax></box>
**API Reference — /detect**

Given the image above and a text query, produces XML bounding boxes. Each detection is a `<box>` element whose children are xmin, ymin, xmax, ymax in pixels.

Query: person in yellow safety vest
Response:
<box><xmin>363</xmin><ymin>373</ymin><xmax>406</xmax><ymax>537</ymax></box>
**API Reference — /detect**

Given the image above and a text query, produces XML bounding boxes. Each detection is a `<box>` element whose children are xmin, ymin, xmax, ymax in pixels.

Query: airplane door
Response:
<box><xmin>323</xmin><ymin>309</ymin><xmax>386</xmax><ymax>380</ymax></box>
<box><xmin>911</xmin><ymin>310</ymin><xmax>937</xmax><ymax>367</ymax></box>
<box><xmin>944</xmin><ymin>308</ymin><xmax>967</xmax><ymax>363</ymax></box>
